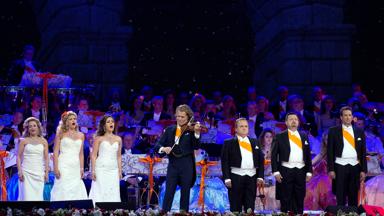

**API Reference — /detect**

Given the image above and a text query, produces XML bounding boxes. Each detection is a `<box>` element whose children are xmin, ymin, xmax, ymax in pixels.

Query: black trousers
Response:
<box><xmin>228</xmin><ymin>173</ymin><xmax>257</xmax><ymax>212</ymax></box>
<box><xmin>334</xmin><ymin>163</ymin><xmax>360</xmax><ymax>206</ymax></box>
<box><xmin>162</xmin><ymin>155</ymin><xmax>194</xmax><ymax>212</ymax></box>
<box><xmin>279</xmin><ymin>166</ymin><xmax>306</xmax><ymax>214</ymax></box>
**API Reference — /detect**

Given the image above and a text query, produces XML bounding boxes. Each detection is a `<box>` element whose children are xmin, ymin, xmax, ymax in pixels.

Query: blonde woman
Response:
<box><xmin>50</xmin><ymin>111</ymin><xmax>88</xmax><ymax>200</ymax></box>
<box><xmin>17</xmin><ymin>117</ymin><xmax>49</xmax><ymax>201</ymax></box>
<box><xmin>89</xmin><ymin>115</ymin><xmax>122</xmax><ymax>204</ymax></box>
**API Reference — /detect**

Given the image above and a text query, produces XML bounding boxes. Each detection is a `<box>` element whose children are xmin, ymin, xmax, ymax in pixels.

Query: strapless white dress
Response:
<box><xmin>50</xmin><ymin>137</ymin><xmax>88</xmax><ymax>201</ymax></box>
<box><xmin>89</xmin><ymin>140</ymin><xmax>121</xmax><ymax>204</ymax></box>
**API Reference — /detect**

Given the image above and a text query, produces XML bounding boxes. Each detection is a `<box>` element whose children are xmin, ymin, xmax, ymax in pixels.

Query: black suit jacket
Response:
<box><xmin>0</xmin><ymin>123</ymin><xmax>22</xmax><ymax>150</ymax></box>
<box><xmin>326</xmin><ymin>125</ymin><xmax>367</xmax><ymax>173</ymax></box>
<box><xmin>154</xmin><ymin>125</ymin><xmax>201</xmax><ymax>187</ymax></box>
<box><xmin>140</xmin><ymin>112</ymin><xmax>171</xmax><ymax>126</ymax></box>
<box><xmin>154</xmin><ymin>125</ymin><xmax>200</xmax><ymax>157</ymax></box>
<box><xmin>7</xmin><ymin>59</ymin><xmax>41</xmax><ymax>85</ymax></box>
<box><xmin>221</xmin><ymin>136</ymin><xmax>264</xmax><ymax>181</ymax></box>
<box><xmin>270</xmin><ymin>100</ymin><xmax>287</xmax><ymax>121</ymax></box>
<box><xmin>271</xmin><ymin>130</ymin><xmax>313</xmax><ymax>174</ymax></box>
<box><xmin>24</xmin><ymin>109</ymin><xmax>43</xmax><ymax>122</ymax></box>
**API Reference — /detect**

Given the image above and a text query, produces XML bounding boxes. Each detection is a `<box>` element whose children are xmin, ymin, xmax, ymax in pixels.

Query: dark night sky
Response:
<box><xmin>0</xmin><ymin>0</ymin><xmax>383</xmax><ymax>102</ymax></box>
<box><xmin>124</xmin><ymin>0</ymin><xmax>253</xmax><ymax>101</ymax></box>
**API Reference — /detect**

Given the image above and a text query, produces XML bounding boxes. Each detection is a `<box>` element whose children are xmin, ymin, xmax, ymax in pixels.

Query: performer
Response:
<box><xmin>155</xmin><ymin>104</ymin><xmax>201</xmax><ymax>213</ymax></box>
<box><xmin>89</xmin><ymin>115</ymin><xmax>122</xmax><ymax>204</ymax></box>
<box><xmin>17</xmin><ymin>117</ymin><xmax>49</xmax><ymax>201</ymax></box>
<box><xmin>255</xmin><ymin>128</ymin><xmax>280</xmax><ymax>210</ymax></box>
<box><xmin>327</xmin><ymin>106</ymin><xmax>367</xmax><ymax>206</ymax></box>
<box><xmin>50</xmin><ymin>111</ymin><xmax>88</xmax><ymax>200</ymax></box>
<box><xmin>221</xmin><ymin>118</ymin><xmax>264</xmax><ymax>212</ymax></box>
<box><xmin>7</xmin><ymin>44</ymin><xmax>41</xmax><ymax>85</ymax></box>
<box><xmin>271</xmin><ymin>112</ymin><xmax>313</xmax><ymax>214</ymax></box>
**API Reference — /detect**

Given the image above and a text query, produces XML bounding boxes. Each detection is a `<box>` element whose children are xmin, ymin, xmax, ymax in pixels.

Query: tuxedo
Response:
<box><xmin>7</xmin><ymin>59</ymin><xmax>41</xmax><ymax>85</ymax></box>
<box><xmin>271</xmin><ymin>130</ymin><xmax>312</xmax><ymax>214</ymax></box>
<box><xmin>327</xmin><ymin>125</ymin><xmax>367</xmax><ymax>206</ymax></box>
<box><xmin>140</xmin><ymin>111</ymin><xmax>171</xmax><ymax>126</ymax></box>
<box><xmin>0</xmin><ymin>123</ymin><xmax>22</xmax><ymax>150</ymax></box>
<box><xmin>221</xmin><ymin>136</ymin><xmax>264</xmax><ymax>212</ymax></box>
<box><xmin>24</xmin><ymin>109</ymin><xmax>43</xmax><ymax>122</ymax></box>
<box><xmin>154</xmin><ymin>125</ymin><xmax>200</xmax><ymax>212</ymax></box>
<box><xmin>270</xmin><ymin>100</ymin><xmax>288</xmax><ymax>121</ymax></box>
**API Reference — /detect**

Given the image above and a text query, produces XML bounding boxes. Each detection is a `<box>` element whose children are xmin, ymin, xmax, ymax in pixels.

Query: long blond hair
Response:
<box><xmin>56</xmin><ymin>111</ymin><xmax>79</xmax><ymax>137</ymax></box>
<box><xmin>22</xmin><ymin>117</ymin><xmax>43</xmax><ymax>137</ymax></box>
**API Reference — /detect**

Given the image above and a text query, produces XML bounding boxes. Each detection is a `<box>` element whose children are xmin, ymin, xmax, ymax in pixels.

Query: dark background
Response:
<box><xmin>0</xmin><ymin>0</ymin><xmax>382</xmax><ymax>103</ymax></box>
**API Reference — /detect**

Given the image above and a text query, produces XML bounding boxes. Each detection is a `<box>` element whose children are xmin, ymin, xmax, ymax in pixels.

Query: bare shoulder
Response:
<box><xmin>41</xmin><ymin>137</ymin><xmax>49</xmax><ymax>147</ymax></box>
<box><xmin>115</xmin><ymin>135</ymin><xmax>122</xmax><ymax>143</ymax></box>
<box><xmin>78</xmin><ymin>131</ymin><xmax>85</xmax><ymax>140</ymax></box>
<box><xmin>93</xmin><ymin>136</ymin><xmax>102</xmax><ymax>144</ymax></box>
<box><xmin>19</xmin><ymin>137</ymin><xmax>27</xmax><ymax>146</ymax></box>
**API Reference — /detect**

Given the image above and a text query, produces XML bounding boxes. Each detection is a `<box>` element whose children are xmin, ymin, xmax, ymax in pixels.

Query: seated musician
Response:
<box><xmin>7</xmin><ymin>45</ymin><xmax>41</xmax><ymax>85</ymax></box>
<box><xmin>216</xmin><ymin>95</ymin><xmax>236</xmax><ymax>121</ymax></box>
<box><xmin>140</xmin><ymin>96</ymin><xmax>171</xmax><ymax>126</ymax></box>
<box><xmin>0</xmin><ymin>110</ymin><xmax>23</xmax><ymax>177</ymax></box>
<box><xmin>120</xmin><ymin>132</ymin><xmax>143</xmax><ymax>202</ymax></box>
<box><xmin>354</xmin><ymin>113</ymin><xmax>384</xmax><ymax>167</ymax></box>
<box><xmin>74</xmin><ymin>98</ymin><xmax>93</xmax><ymax>130</ymax></box>
<box><xmin>24</xmin><ymin>95</ymin><xmax>43</xmax><ymax>122</ymax></box>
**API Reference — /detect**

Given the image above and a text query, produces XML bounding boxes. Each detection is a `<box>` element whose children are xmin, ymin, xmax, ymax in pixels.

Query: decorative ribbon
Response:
<box><xmin>37</xmin><ymin>72</ymin><xmax>57</xmax><ymax>134</ymax></box>
<box><xmin>342</xmin><ymin>128</ymin><xmax>355</xmax><ymax>149</ymax></box>
<box><xmin>0</xmin><ymin>151</ymin><xmax>9</xmax><ymax>201</ymax></box>
<box><xmin>196</xmin><ymin>159</ymin><xmax>218</xmax><ymax>212</ymax></box>
<box><xmin>37</xmin><ymin>73</ymin><xmax>56</xmax><ymax>112</ymax></box>
<box><xmin>139</xmin><ymin>155</ymin><xmax>162</xmax><ymax>202</ymax></box>
<box><xmin>288</xmin><ymin>131</ymin><xmax>302</xmax><ymax>149</ymax></box>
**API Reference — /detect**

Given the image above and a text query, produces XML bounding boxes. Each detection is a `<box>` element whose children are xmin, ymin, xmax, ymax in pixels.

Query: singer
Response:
<box><xmin>221</xmin><ymin>118</ymin><xmax>264</xmax><ymax>212</ymax></box>
<box><xmin>154</xmin><ymin>104</ymin><xmax>201</xmax><ymax>213</ymax></box>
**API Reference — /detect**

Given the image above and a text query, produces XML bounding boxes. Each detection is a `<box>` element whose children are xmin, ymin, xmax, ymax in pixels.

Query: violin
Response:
<box><xmin>180</xmin><ymin>121</ymin><xmax>208</xmax><ymax>133</ymax></box>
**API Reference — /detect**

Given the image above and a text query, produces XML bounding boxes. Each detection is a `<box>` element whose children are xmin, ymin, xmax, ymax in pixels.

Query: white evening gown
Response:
<box><xmin>18</xmin><ymin>143</ymin><xmax>45</xmax><ymax>201</ymax></box>
<box><xmin>89</xmin><ymin>140</ymin><xmax>120</xmax><ymax>204</ymax></box>
<box><xmin>50</xmin><ymin>137</ymin><xmax>88</xmax><ymax>201</ymax></box>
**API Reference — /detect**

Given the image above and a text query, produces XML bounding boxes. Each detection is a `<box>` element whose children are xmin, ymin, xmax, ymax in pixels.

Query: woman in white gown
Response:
<box><xmin>50</xmin><ymin>111</ymin><xmax>88</xmax><ymax>201</ymax></box>
<box><xmin>89</xmin><ymin>115</ymin><xmax>122</xmax><ymax>205</ymax></box>
<box><xmin>17</xmin><ymin>117</ymin><xmax>49</xmax><ymax>201</ymax></box>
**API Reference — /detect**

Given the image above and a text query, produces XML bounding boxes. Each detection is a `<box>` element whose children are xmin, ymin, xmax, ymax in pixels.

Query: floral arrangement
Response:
<box><xmin>0</xmin><ymin>207</ymin><xmax>364</xmax><ymax>216</ymax></box>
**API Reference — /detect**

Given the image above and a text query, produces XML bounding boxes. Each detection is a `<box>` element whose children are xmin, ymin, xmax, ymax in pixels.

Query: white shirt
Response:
<box><xmin>335</xmin><ymin>124</ymin><xmax>358</xmax><ymax>166</ymax></box>
<box><xmin>24</xmin><ymin>60</ymin><xmax>36</xmax><ymax>72</ymax></box>
<box><xmin>314</xmin><ymin>101</ymin><xmax>321</xmax><ymax>111</ymax></box>
<box><xmin>273</xmin><ymin>129</ymin><xmax>312</xmax><ymax>177</ymax></box>
<box><xmin>225</xmin><ymin>136</ymin><xmax>263</xmax><ymax>183</ymax></box>
<box><xmin>124</xmin><ymin>149</ymin><xmax>132</xmax><ymax>155</ymax></box>
<box><xmin>282</xmin><ymin>129</ymin><xmax>305</xmax><ymax>169</ymax></box>
<box><xmin>153</xmin><ymin>112</ymin><xmax>161</xmax><ymax>122</ymax></box>
<box><xmin>230</xmin><ymin>136</ymin><xmax>256</xmax><ymax>177</ymax></box>
<box><xmin>31</xmin><ymin>109</ymin><xmax>40</xmax><ymax>119</ymax></box>
<box><xmin>248</xmin><ymin>115</ymin><xmax>257</xmax><ymax>123</ymax></box>
<box><xmin>11</xmin><ymin>124</ymin><xmax>21</xmax><ymax>136</ymax></box>
<box><xmin>279</xmin><ymin>100</ymin><xmax>287</xmax><ymax>112</ymax></box>
<box><xmin>248</xmin><ymin>115</ymin><xmax>257</xmax><ymax>138</ymax></box>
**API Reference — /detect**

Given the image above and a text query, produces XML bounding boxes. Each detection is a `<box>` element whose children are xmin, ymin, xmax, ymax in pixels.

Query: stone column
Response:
<box><xmin>246</xmin><ymin>0</ymin><xmax>354</xmax><ymax>101</ymax></box>
<box><xmin>30</xmin><ymin>0</ymin><xmax>132</xmax><ymax>105</ymax></box>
